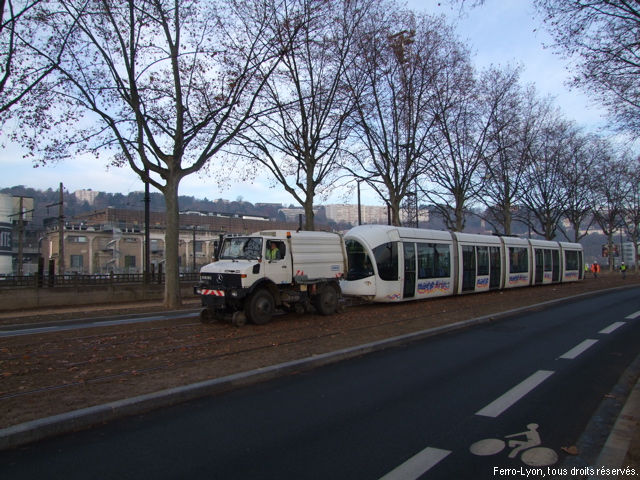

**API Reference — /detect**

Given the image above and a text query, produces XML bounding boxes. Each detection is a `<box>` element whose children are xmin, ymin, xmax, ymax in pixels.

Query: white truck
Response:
<box><xmin>195</xmin><ymin>230</ymin><xmax>346</xmax><ymax>326</ymax></box>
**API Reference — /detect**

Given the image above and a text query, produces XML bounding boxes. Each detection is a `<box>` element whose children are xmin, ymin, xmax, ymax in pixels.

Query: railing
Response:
<box><xmin>0</xmin><ymin>272</ymin><xmax>200</xmax><ymax>288</ymax></box>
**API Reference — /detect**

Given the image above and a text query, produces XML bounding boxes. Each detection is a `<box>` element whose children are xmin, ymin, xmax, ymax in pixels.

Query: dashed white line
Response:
<box><xmin>625</xmin><ymin>311</ymin><xmax>640</xmax><ymax>320</ymax></box>
<box><xmin>599</xmin><ymin>322</ymin><xmax>626</xmax><ymax>335</ymax></box>
<box><xmin>559</xmin><ymin>339</ymin><xmax>598</xmax><ymax>360</ymax></box>
<box><xmin>476</xmin><ymin>370</ymin><xmax>554</xmax><ymax>418</ymax></box>
<box><xmin>378</xmin><ymin>447</ymin><xmax>451</xmax><ymax>480</ymax></box>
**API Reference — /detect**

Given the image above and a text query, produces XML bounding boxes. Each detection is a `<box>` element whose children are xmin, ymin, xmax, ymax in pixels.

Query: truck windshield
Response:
<box><xmin>219</xmin><ymin>237</ymin><xmax>263</xmax><ymax>260</ymax></box>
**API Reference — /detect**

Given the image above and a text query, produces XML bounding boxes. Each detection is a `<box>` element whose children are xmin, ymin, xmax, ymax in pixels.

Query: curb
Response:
<box><xmin>1</xmin><ymin>284</ymin><xmax>639</xmax><ymax>452</ymax></box>
<box><xmin>588</xmin><ymin>374</ymin><xmax>640</xmax><ymax>479</ymax></box>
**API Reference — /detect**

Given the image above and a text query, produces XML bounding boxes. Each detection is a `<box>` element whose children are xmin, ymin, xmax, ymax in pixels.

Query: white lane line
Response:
<box><xmin>379</xmin><ymin>447</ymin><xmax>451</xmax><ymax>480</ymax></box>
<box><xmin>625</xmin><ymin>311</ymin><xmax>640</xmax><ymax>320</ymax></box>
<box><xmin>599</xmin><ymin>322</ymin><xmax>626</xmax><ymax>335</ymax></box>
<box><xmin>476</xmin><ymin>370</ymin><xmax>554</xmax><ymax>418</ymax></box>
<box><xmin>559</xmin><ymin>339</ymin><xmax>598</xmax><ymax>360</ymax></box>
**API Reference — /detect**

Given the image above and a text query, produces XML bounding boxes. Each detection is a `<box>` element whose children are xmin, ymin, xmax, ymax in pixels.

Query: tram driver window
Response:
<box><xmin>373</xmin><ymin>242</ymin><xmax>398</xmax><ymax>281</ymax></box>
<box><xmin>345</xmin><ymin>240</ymin><xmax>374</xmax><ymax>280</ymax></box>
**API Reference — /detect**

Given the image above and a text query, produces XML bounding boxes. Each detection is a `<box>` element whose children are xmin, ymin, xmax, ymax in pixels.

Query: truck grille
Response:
<box><xmin>200</xmin><ymin>273</ymin><xmax>242</xmax><ymax>289</ymax></box>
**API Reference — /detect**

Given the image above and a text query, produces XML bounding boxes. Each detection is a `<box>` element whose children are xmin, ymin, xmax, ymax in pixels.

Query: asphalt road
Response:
<box><xmin>2</xmin><ymin>288</ymin><xmax>640</xmax><ymax>479</ymax></box>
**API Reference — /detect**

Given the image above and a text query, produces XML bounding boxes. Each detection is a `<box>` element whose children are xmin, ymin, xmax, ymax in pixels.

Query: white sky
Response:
<box><xmin>0</xmin><ymin>0</ymin><xmax>611</xmax><ymax>207</ymax></box>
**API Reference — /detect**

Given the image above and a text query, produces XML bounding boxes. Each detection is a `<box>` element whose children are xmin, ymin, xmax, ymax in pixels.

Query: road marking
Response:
<box><xmin>599</xmin><ymin>322</ymin><xmax>626</xmax><ymax>335</ymax></box>
<box><xmin>379</xmin><ymin>447</ymin><xmax>451</xmax><ymax>480</ymax></box>
<box><xmin>476</xmin><ymin>370</ymin><xmax>554</xmax><ymax>418</ymax></box>
<box><xmin>625</xmin><ymin>311</ymin><xmax>640</xmax><ymax>320</ymax></box>
<box><xmin>559</xmin><ymin>339</ymin><xmax>598</xmax><ymax>359</ymax></box>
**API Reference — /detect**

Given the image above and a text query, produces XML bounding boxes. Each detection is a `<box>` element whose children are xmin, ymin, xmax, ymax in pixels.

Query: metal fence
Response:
<box><xmin>0</xmin><ymin>272</ymin><xmax>200</xmax><ymax>288</ymax></box>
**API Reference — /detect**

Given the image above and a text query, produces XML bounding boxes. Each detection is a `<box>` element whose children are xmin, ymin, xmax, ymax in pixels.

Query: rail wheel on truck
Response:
<box><xmin>245</xmin><ymin>289</ymin><xmax>275</xmax><ymax>325</ymax></box>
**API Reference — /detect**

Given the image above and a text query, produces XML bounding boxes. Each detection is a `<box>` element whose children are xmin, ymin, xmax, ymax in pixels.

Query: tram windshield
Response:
<box><xmin>345</xmin><ymin>239</ymin><xmax>375</xmax><ymax>280</ymax></box>
<box><xmin>219</xmin><ymin>237</ymin><xmax>263</xmax><ymax>260</ymax></box>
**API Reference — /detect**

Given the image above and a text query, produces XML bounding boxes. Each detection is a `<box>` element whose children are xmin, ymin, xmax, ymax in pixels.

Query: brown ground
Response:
<box><xmin>1</xmin><ymin>273</ymin><xmax>639</xmax><ymax>455</ymax></box>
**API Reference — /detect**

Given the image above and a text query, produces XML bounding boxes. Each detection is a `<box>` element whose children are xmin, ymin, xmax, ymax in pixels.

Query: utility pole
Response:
<box><xmin>144</xmin><ymin>169</ymin><xmax>150</xmax><ymax>283</ymax></box>
<box><xmin>357</xmin><ymin>180</ymin><xmax>362</xmax><ymax>226</ymax></box>
<box><xmin>58</xmin><ymin>182</ymin><xmax>64</xmax><ymax>275</ymax></box>
<box><xmin>17</xmin><ymin>197</ymin><xmax>24</xmax><ymax>276</ymax></box>
<box><xmin>192</xmin><ymin>226</ymin><xmax>197</xmax><ymax>272</ymax></box>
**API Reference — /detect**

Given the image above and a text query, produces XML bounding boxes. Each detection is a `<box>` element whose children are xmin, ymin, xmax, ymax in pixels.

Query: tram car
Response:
<box><xmin>340</xmin><ymin>225</ymin><xmax>583</xmax><ymax>303</ymax></box>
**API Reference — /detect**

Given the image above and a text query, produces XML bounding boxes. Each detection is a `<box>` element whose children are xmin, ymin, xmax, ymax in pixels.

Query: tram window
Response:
<box><xmin>345</xmin><ymin>239</ymin><xmax>374</xmax><ymax>281</ymax></box>
<box><xmin>477</xmin><ymin>246</ymin><xmax>489</xmax><ymax>276</ymax></box>
<box><xmin>565</xmin><ymin>250</ymin><xmax>579</xmax><ymax>270</ymax></box>
<box><xmin>544</xmin><ymin>250</ymin><xmax>553</xmax><ymax>272</ymax></box>
<box><xmin>435</xmin><ymin>244</ymin><xmax>450</xmax><ymax>277</ymax></box>
<box><xmin>509</xmin><ymin>247</ymin><xmax>529</xmax><ymax>273</ymax></box>
<box><xmin>373</xmin><ymin>242</ymin><xmax>398</xmax><ymax>281</ymax></box>
<box><xmin>417</xmin><ymin>243</ymin><xmax>450</xmax><ymax>279</ymax></box>
<box><xmin>418</xmin><ymin>243</ymin><xmax>433</xmax><ymax>279</ymax></box>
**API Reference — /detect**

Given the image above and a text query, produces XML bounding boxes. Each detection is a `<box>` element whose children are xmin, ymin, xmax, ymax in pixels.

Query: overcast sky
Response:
<box><xmin>1</xmin><ymin>0</ymin><xmax>611</xmax><ymax>207</ymax></box>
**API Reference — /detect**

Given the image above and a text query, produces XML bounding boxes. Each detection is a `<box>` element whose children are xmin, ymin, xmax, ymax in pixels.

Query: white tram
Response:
<box><xmin>341</xmin><ymin>225</ymin><xmax>583</xmax><ymax>303</ymax></box>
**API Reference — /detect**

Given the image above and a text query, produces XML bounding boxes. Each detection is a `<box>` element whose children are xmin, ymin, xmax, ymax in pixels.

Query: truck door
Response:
<box><xmin>264</xmin><ymin>240</ymin><xmax>291</xmax><ymax>285</ymax></box>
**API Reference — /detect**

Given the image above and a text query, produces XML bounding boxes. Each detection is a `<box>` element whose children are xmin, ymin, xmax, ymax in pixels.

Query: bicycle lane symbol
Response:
<box><xmin>469</xmin><ymin>423</ymin><xmax>558</xmax><ymax>467</ymax></box>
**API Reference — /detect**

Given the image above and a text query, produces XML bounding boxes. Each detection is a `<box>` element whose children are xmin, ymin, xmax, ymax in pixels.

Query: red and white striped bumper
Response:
<box><xmin>195</xmin><ymin>288</ymin><xmax>225</xmax><ymax>296</ymax></box>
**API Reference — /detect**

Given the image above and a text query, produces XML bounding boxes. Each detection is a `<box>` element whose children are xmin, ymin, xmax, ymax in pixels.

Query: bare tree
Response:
<box><xmin>479</xmin><ymin>79</ymin><xmax>536</xmax><ymax>236</ymax></box>
<box><xmin>424</xmin><ymin>65</ymin><xmax>518</xmax><ymax>232</ymax></box>
<box><xmin>592</xmin><ymin>154</ymin><xmax>630</xmax><ymax>271</ymax></box>
<box><xmin>561</xmin><ymin>132</ymin><xmax>599</xmax><ymax>242</ymax></box>
<box><xmin>0</xmin><ymin>0</ymin><xmax>66</xmax><ymax>118</ymax></box>
<box><xmin>621</xmin><ymin>156</ymin><xmax>640</xmax><ymax>272</ymax></box>
<box><xmin>536</xmin><ymin>0</ymin><xmax>640</xmax><ymax>134</ymax></box>
<box><xmin>519</xmin><ymin>108</ymin><xmax>575</xmax><ymax>240</ymax></box>
<box><xmin>234</xmin><ymin>0</ymin><xmax>367</xmax><ymax>231</ymax></box>
<box><xmin>346</xmin><ymin>7</ymin><xmax>457</xmax><ymax>226</ymax></box>
<box><xmin>12</xmin><ymin>0</ymin><xmax>293</xmax><ymax>308</ymax></box>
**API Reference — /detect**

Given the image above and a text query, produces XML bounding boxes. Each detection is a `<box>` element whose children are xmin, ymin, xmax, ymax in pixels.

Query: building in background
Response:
<box><xmin>324</xmin><ymin>204</ymin><xmax>429</xmax><ymax>226</ymax></box>
<box><xmin>74</xmin><ymin>189</ymin><xmax>99</xmax><ymax>205</ymax></box>
<box><xmin>40</xmin><ymin>208</ymin><xmax>298</xmax><ymax>275</ymax></box>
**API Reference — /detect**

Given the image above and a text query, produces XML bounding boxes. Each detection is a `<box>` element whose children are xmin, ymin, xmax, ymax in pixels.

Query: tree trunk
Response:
<box><xmin>304</xmin><ymin>206</ymin><xmax>315</xmax><ymax>231</ymax></box>
<box><xmin>303</xmin><ymin>193</ymin><xmax>315</xmax><ymax>231</ymax></box>
<box><xmin>163</xmin><ymin>176</ymin><xmax>182</xmax><ymax>309</ymax></box>
<box><xmin>390</xmin><ymin>200</ymin><xmax>402</xmax><ymax>226</ymax></box>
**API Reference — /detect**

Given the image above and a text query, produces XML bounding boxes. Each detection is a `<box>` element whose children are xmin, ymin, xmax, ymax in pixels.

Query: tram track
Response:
<box><xmin>2</xmin><ymin>276</ymin><xmax>639</xmax><ymax>430</ymax></box>
<box><xmin>0</xmin><ymin>300</ymin><xmax>472</xmax><ymax>403</ymax></box>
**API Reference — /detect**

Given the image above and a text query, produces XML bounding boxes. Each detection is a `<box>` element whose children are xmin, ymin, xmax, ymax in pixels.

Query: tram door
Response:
<box><xmin>552</xmin><ymin>250</ymin><xmax>560</xmax><ymax>282</ymax></box>
<box><xmin>403</xmin><ymin>242</ymin><xmax>416</xmax><ymax>298</ymax></box>
<box><xmin>535</xmin><ymin>249</ymin><xmax>544</xmax><ymax>284</ymax></box>
<box><xmin>489</xmin><ymin>247</ymin><xmax>501</xmax><ymax>289</ymax></box>
<box><xmin>462</xmin><ymin>245</ymin><xmax>476</xmax><ymax>292</ymax></box>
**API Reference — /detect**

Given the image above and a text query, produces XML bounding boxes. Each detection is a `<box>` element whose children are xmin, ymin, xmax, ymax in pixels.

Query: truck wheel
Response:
<box><xmin>245</xmin><ymin>289</ymin><xmax>275</xmax><ymax>325</ymax></box>
<box><xmin>232</xmin><ymin>311</ymin><xmax>247</xmax><ymax>327</ymax></box>
<box><xmin>314</xmin><ymin>284</ymin><xmax>339</xmax><ymax>315</ymax></box>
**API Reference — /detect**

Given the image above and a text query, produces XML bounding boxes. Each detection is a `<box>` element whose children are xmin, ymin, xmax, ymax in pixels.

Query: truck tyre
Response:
<box><xmin>314</xmin><ymin>284</ymin><xmax>339</xmax><ymax>316</ymax></box>
<box><xmin>232</xmin><ymin>311</ymin><xmax>247</xmax><ymax>327</ymax></box>
<box><xmin>245</xmin><ymin>289</ymin><xmax>275</xmax><ymax>325</ymax></box>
